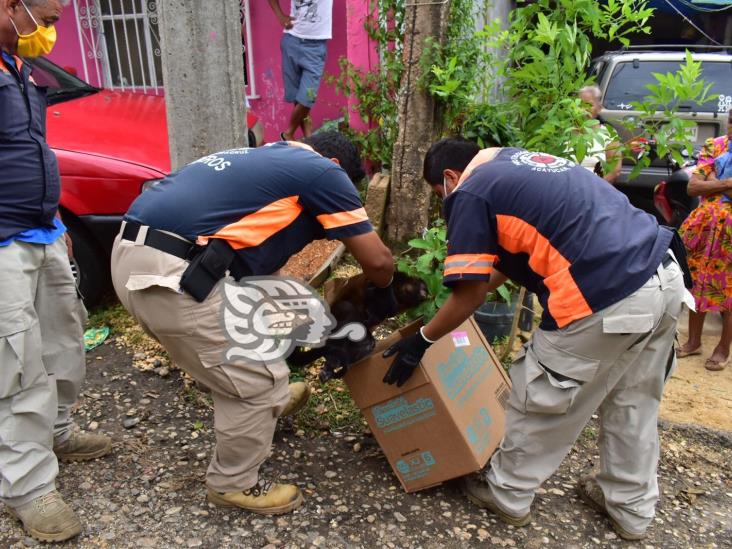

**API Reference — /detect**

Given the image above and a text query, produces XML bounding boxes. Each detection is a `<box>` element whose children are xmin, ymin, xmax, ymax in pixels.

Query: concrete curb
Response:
<box><xmin>308</xmin><ymin>242</ymin><xmax>347</xmax><ymax>289</ymax></box>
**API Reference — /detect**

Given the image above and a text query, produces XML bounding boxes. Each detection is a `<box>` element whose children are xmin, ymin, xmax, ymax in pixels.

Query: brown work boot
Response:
<box><xmin>280</xmin><ymin>382</ymin><xmax>311</xmax><ymax>418</ymax></box>
<box><xmin>6</xmin><ymin>490</ymin><xmax>82</xmax><ymax>543</ymax></box>
<box><xmin>54</xmin><ymin>431</ymin><xmax>112</xmax><ymax>462</ymax></box>
<box><xmin>207</xmin><ymin>478</ymin><xmax>304</xmax><ymax>515</ymax></box>
<box><xmin>576</xmin><ymin>474</ymin><xmax>647</xmax><ymax>541</ymax></box>
<box><xmin>461</xmin><ymin>473</ymin><xmax>532</xmax><ymax>527</ymax></box>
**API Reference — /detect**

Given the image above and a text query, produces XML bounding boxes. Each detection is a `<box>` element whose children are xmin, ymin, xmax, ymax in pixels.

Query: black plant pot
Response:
<box><xmin>473</xmin><ymin>292</ymin><xmax>534</xmax><ymax>344</ymax></box>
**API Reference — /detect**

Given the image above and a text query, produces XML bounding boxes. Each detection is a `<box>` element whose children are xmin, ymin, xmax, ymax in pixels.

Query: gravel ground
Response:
<box><xmin>1</xmin><ymin>342</ymin><xmax>730</xmax><ymax>549</ymax></box>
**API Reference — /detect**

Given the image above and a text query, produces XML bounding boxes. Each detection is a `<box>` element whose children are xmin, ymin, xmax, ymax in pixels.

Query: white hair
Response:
<box><xmin>578</xmin><ymin>85</ymin><xmax>602</xmax><ymax>102</ymax></box>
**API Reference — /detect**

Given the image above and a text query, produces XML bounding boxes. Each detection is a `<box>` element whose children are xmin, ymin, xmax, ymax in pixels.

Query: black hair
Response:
<box><xmin>302</xmin><ymin>131</ymin><xmax>366</xmax><ymax>185</ymax></box>
<box><xmin>422</xmin><ymin>137</ymin><xmax>480</xmax><ymax>186</ymax></box>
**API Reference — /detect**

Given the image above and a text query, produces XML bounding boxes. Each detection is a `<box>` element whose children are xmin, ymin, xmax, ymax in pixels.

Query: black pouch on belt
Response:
<box><xmin>180</xmin><ymin>239</ymin><xmax>235</xmax><ymax>302</ymax></box>
<box><xmin>668</xmin><ymin>229</ymin><xmax>693</xmax><ymax>290</ymax></box>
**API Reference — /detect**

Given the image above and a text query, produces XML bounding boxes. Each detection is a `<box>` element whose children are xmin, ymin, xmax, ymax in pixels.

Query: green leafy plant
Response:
<box><xmin>397</xmin><ymin>219</ymin><xmax>518</xmax><ymax>321</ymax></box>
<box><xmin>483</xmin><ymin>0</ymin><xmax>655</xmax><ymax>156</ymax></box>
<box><xmin>422</xmin><ymin>0</ymin><xmax>711</xmax><ymax>180</ymax></box>
<box><xmin>421</xmin><ymin>0</ymin><xmax>484</xmax><ymax>134</ymax></box>
<box><xmin>618</xmin><ymin>51</ymin><xmax>716</xmax><ymax>179</ymax></box>
<box><xmin>396</xmin><ymin>219</ymin><xmax>450</xmax><ymax>321</ymax></box>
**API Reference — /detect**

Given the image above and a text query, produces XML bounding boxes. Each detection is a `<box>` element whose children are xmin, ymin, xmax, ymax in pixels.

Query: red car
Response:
<box><xmin>29</xmin><ymin>57</ymin><xmax>263</xmax><ymax>306</ymax></box>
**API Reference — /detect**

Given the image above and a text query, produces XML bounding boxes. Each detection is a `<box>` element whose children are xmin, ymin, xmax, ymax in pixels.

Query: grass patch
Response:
<box><xmin>291</xmin><ymin>363</ymin><xmax>366</xmax><ymax>434</ymax></box>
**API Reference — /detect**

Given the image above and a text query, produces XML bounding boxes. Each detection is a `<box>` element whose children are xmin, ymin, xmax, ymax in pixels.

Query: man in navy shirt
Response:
<box><xmin>383</xmin><ymin>138</ymin><xmax>687</xmax><ymax>540</ymax></box>
<box><xmin>112</xmin><ymin>132</ymin><xmax>395</xmax><ymax>515</ymax></box>
<box><xmin>0</xmin><ymin>0</ymin><xmax>110</xmax><ymax>542</ymax></box>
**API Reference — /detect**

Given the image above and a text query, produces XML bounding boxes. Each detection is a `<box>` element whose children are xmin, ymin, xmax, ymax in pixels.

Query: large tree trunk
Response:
<box><xmin>385</xmin><ymin>0</ymin><xmax>451</xmax><ymax>244</ymax></box>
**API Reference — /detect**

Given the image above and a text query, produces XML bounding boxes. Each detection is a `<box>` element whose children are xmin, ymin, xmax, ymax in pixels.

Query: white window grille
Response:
<box><xmin>98</xmin><ymin>0</ymin><xmax>162</xmax><ymax>93</ymax></box>
<box><xmin>240</xmin><ymin>0</ymin><xmax>258</xmax><ymax>99</ymax></box>
<box><xmin>74</xmin><ymin>0</ymin><xmax>257</xmax><ymax>98</ymax></box>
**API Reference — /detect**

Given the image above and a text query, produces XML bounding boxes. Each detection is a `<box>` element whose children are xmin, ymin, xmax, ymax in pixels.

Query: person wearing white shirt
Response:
<box><xmin>268</xmin><ymin>0</ymin><xmax>333</xmax><ymax>140</ymax></box>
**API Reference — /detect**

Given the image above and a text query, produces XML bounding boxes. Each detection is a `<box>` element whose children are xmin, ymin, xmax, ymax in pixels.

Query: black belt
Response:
<box><xmin>121</xmin><ymin>222</ymin><xmax>198</xmax><ymax>260</ymax></box>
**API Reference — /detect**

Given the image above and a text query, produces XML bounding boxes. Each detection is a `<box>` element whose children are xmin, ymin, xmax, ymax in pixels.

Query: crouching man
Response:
<box><xmin>111</xmin><ymin>132</ymin><xmax>396</xmax><ymax>515</ymax></box>
<box><xmin>383</xmin><ymin>138</ymin><xmax>687</xmax><ymax>540</ymax></box>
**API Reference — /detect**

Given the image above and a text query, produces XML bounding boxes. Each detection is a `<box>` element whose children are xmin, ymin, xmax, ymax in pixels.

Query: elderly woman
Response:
<box><xmin>676</xmin><ymin>109</ymin><xmax>732</xmax><ymax>371</ymax></box>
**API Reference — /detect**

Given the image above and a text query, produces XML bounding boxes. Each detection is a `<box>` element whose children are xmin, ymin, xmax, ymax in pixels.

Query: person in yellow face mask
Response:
<box><xmin>1</xmin><ymin>0</ymin><xmax>112</xmax><ymax>544</ymax></box>
<box><xmin>3</xmin><ymin>0</ymin><xmax>60</xmax><ymax>57</ymax></box>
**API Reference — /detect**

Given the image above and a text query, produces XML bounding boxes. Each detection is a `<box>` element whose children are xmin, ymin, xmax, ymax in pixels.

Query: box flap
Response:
<box><xmin>345</xmin><ymin>319</ymin><xmax>434</xmax><ymax>409</ymax></box>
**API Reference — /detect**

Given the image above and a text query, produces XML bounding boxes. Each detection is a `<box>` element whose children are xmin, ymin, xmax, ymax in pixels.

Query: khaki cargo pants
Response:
<box><xmin>111</xmin><ymin>230</ymin><xmax>290</xmax><ymax>493</ymax></box>
<box><xmin>0</xmin><ymin>238</ymin><xmax>87</xmax><ymax>506</ymax></box>
<box><xmin>484</xmin><ymin>258</ymin><xmax>684</xmax><ymax>535</ymax></box>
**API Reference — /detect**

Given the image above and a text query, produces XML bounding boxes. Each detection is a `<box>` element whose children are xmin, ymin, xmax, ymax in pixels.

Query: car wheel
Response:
<box><xmin>66</xmin><ymin>222</ymin><xmax>107</xmax><ymax>308</ymax></box>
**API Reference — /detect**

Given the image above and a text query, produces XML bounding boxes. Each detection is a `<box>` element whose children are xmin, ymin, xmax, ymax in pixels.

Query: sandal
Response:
<box><xmin>676</xmin><ymin>345</ymin><xmax>702</xmax><ymax>358</ymax></box>
<box><xmin>704</xmin><ymin>357</ymin><xmax>729</xmax><ymax>371</ymax></box>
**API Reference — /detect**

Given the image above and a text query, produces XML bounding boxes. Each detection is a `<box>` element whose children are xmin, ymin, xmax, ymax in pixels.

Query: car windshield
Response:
<box><xmin>603</xmin><ymin>60</ymin><xmax>732</xmax><ymax>113</ymax></box>
<box><xmin>26</xmin><ymin>56</ymin><xmax>99</xmax><ymax>105</ymax></box>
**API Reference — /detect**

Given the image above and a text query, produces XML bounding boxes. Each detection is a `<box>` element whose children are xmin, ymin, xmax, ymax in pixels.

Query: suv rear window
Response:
<box><xmin>603</xmin><ymin>60</ymin><xmax>732</xmax><ymax>113</ymax></box>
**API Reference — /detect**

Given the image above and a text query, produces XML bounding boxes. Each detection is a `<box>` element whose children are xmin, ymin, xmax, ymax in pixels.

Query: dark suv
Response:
<box><xmin>590</xmin><ymin>46</ymin><xmax>732</xmax><ymax>216</ymax></box>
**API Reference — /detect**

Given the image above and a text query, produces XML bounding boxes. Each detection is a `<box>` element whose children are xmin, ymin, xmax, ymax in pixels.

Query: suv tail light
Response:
<box><xmin>653</xmin><ymin>182</ymin><xmax>673</xmax><ymax>223</ymax></box>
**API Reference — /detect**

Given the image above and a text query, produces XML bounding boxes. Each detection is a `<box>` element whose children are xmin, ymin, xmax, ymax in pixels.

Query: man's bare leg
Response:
<box><xmin>301</xmin><ymin>115</ymin><xmax>312</xmax><ymax>138</ymax></box>
<box><xmin>284</xmin><ymin>103</ymin><xmax>311</xmax><ymax>140</ymax></box>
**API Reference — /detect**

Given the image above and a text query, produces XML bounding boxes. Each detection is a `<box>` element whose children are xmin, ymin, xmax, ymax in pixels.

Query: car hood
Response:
<box><xmin>46</xmin><ymin>89</ymin><xmax>171</xmax><ymax>174</ymax></box>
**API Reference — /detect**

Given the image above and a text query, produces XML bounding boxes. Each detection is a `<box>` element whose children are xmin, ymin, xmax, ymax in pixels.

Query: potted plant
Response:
<box><xmin>396</xmin><ymin>220</ymin><xmax>532</xmax><ymax>343</ymax></box>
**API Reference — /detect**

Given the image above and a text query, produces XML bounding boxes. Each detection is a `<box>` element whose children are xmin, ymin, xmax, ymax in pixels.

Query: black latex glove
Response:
<box><xmin>382</xmin><ymin>330</ymin><xmax>432</xmax><ymax>387</ymax></box>
<box><xmin>364</xmin><ymin>280</ymin><xmax>399</xmax><ymax>327</ymax></box>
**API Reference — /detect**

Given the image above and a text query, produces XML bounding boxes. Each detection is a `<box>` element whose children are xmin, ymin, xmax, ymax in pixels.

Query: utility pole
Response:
<box><xmin>158</xmin><ymin>0</ymin><xmax>247</xmax><ymax>170</ymax></box>
<box><xmin>386</xmin><ymin>0</ymin><xmax>451</xmax><ymax>244</ymax></box>
<box><xmin>476</xmin><ymin>0</ymin><xmax>513</xmax><ymax>101</ymax></box>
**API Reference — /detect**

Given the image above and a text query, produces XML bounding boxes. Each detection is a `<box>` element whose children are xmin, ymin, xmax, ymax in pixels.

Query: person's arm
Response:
<box><xmin>422</xmin><ymin>272</ymin><xmax>507</xmax><ymax>341</ymax></box>
<box><xmin>603</xmin><ymin>140</ymin><xmax>622</xmax><ymax>184</ymax></box>
<box><xmin>687</xmin><ymin>171</ymin><xmax>732</xmax><ymax>197</ymax></box>
<box><xmin>687</xmin><ymin>138</ymin><xmax>731</xmax><ymax>197</ymax></box>
<box><xmin>341</xmin><ymin>232</ymin><xmax>394</xmax><ymax>288</ymax></box>
<box><xmin>267</xmin><ymin>0</ymin><xmax>294</xmax><ymax>29</ymax></box>
<box><xmin>382</xmin><ymin>192</ymin><xmax>500</xmax><ymax>386</ymax></box>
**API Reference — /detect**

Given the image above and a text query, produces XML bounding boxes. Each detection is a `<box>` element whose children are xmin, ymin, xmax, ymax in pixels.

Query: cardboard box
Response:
<box><xmin>344</xmin><ymin>317</ymin><xmax>512</xmax><ymax>492</ymax></box>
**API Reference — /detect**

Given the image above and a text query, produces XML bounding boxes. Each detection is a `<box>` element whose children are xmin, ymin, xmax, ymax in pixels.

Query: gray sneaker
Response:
<box><xmin>461</xmin><ymin>474</ymin><xmax>532</xmax><ymax>527</ymax></box>
<box><xmin>576</xmin><ymin>474</ymin><xmax>647</xmax><ymax>541</ymax></box>
<box><xmin>6</xmin><ymin>490</ymin><xmax>82</xmax><ymax>543</ymax></box>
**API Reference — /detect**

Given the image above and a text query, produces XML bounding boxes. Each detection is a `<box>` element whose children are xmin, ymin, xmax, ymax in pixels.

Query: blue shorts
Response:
<box><xmin>280</xmin><ymin>33</ymin><xmax>327</xmax><ymax>109</ymax></box>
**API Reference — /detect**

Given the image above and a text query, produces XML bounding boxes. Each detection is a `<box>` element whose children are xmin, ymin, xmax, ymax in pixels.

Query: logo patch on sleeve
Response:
<box><xmin>511</xmin><ymin>151</ymin><xmax>575</xmax><ymax>173</ymax></box>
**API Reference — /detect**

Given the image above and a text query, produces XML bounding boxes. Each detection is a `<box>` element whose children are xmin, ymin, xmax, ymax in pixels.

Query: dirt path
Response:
<box><xmin>1</xmin><ymin>341</ymin><xmax>730</xmax><ymax>548</ymax></box>
<box><xmin>661</xmin><ymin>310</ymin><xmax>732</xmax><ymax>432</ymax></box>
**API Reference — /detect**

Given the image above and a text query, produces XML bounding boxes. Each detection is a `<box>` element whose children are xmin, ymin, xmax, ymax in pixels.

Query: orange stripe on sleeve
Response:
<box><xmin>197</xmin><ymin>195</ymin><xmax>303</xmax><ymax>250</ymax></box>
<box><xmin>443</xmin><ymin>253</ymin><xmax>495</xmax><ymax>277</ymax></box>
<box><xmin>316</xmin><ymin>207</ymin><xmax>369</xmax><ymax>230</ymax></box>
<box><xmin>496</xmin><ymin>214</ymin><xmax>592</xmax><ymax>327</ymax></box>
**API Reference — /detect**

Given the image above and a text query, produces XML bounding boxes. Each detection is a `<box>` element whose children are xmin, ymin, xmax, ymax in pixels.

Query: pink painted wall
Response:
<box><xmin>47</xmin><ymin>1</ymin><xmax>377</xmax><ymax>144</ymax></box>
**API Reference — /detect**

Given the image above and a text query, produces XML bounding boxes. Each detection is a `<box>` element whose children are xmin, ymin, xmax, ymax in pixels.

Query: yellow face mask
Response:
<box><xmin>10</xmin><ymin>0</ymin><xmax>57</xmax><ymax>58</ymax></box>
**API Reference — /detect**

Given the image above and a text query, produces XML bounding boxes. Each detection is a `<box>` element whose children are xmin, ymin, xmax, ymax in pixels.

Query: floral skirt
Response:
<box><xmin>680</xmin><ymin>195</ymin><xmax>732</xmax><ymax>312</ymax></box>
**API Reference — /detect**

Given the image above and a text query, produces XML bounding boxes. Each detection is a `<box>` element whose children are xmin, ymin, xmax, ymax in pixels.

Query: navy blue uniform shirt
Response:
<box><xmin>126</xmin><ymin>143</ymin><xmax>372</xmax><ymax>275</ymax></box>
<box><xmin>443</xmin><ymin>148</ymin><xmax>673</xmax><ymax>330</ymax></box>
<box><xmin>0</xmin><ymin>52</ymin><xmax>61</xmax><ymax>241</ymax></box>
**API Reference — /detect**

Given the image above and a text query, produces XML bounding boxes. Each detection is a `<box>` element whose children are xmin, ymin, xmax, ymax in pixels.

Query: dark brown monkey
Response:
<box><xmin>288</xmin><ymin>271</ymin><xmax>426</xmax><ymax>381</ymax></box>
